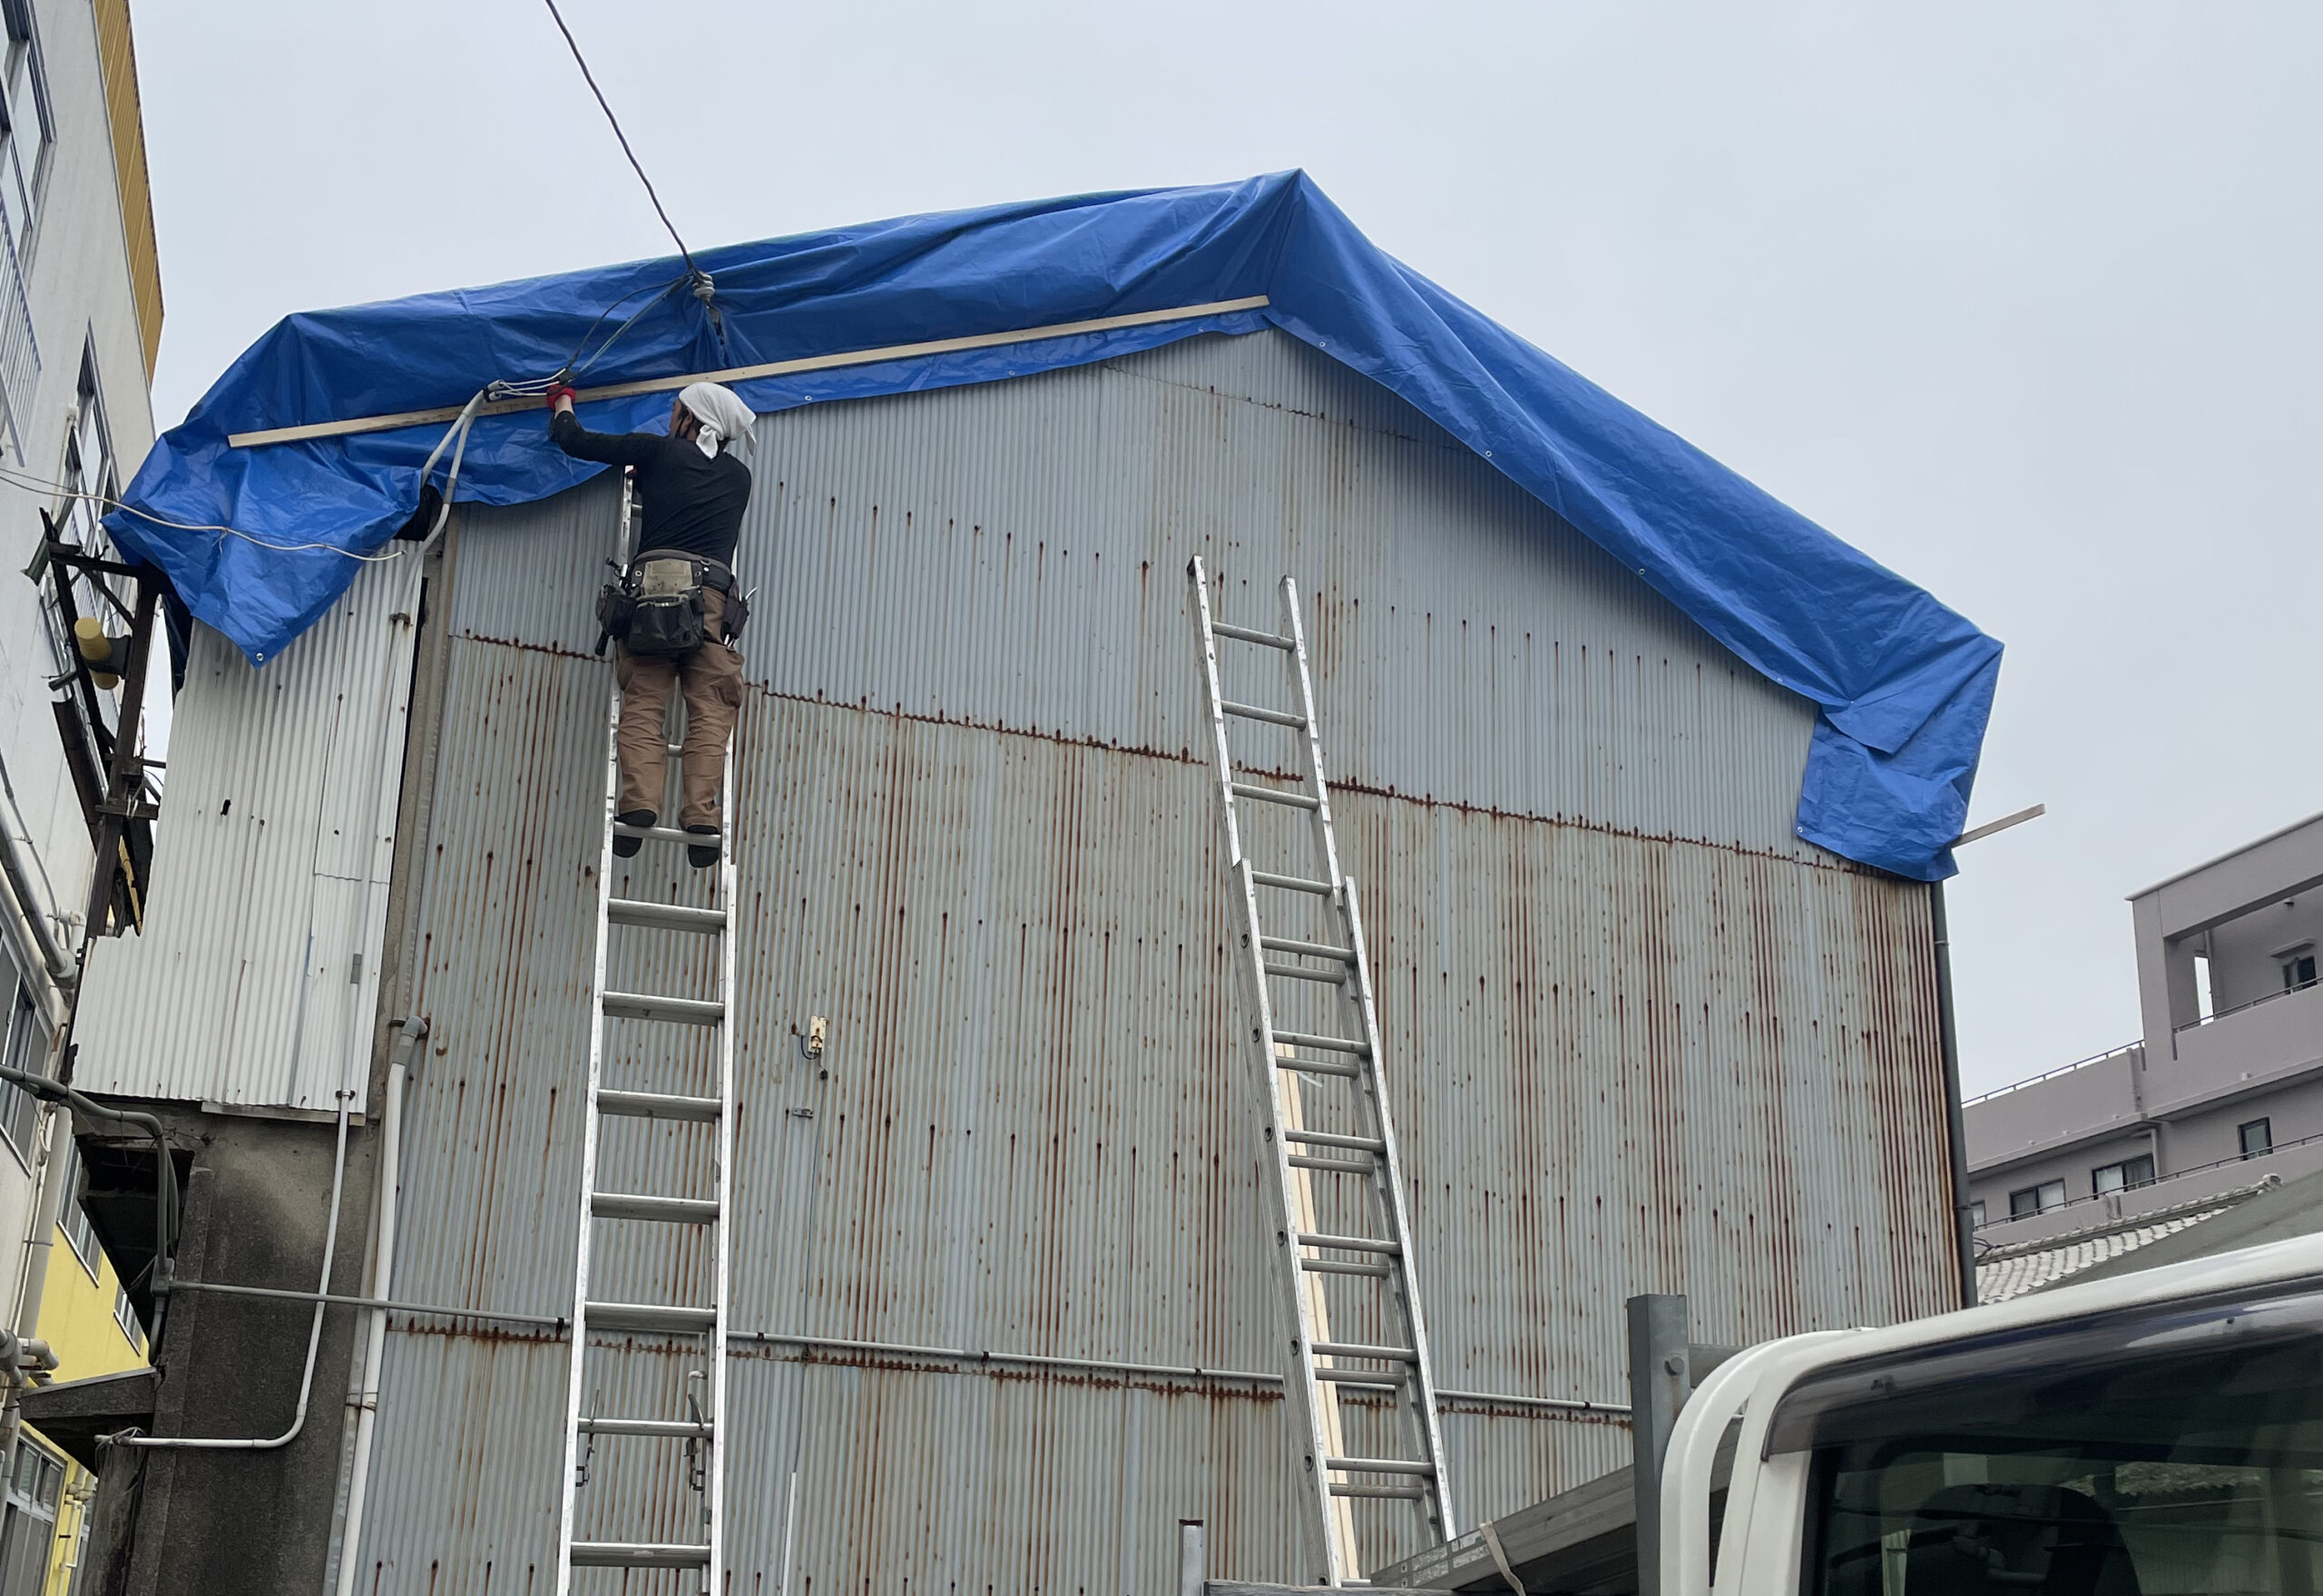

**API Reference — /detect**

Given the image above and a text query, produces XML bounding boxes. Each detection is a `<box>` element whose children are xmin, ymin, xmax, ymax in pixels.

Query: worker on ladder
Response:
<box><xmin>546</xmin><ymin>381</ymin><xmax>755</xmax><ymax>867</ymax></box>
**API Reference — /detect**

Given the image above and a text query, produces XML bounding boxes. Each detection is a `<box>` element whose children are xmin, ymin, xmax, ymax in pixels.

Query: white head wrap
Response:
<box><xmin>676</xmin><ymin>381</ymin><xmax>755</xmax><ymax>460</ymax></box>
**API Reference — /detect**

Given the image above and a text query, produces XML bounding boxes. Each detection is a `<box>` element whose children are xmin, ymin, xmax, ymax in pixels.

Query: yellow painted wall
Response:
<box><xmin>31</xmin><ymin>1220</ymin><xmax>147</xmax><ymax>1594</ymax></box>
<box><xmin>90</xmin><ymin>0</ymin><xmax>164</xmax><ymax>377</ymax></box>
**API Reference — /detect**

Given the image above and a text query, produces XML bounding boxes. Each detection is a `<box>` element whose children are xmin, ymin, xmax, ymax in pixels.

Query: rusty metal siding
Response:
<box><xmin>342</xmin><ymin>329</ymin><xmax>1951</xmax><ymax>1588</ymax></box>
<box><xmin>74</xmin><ymin>554</ymin><xmax>421</xmax><ymax>1111</ymax></box>
<box><xmin>451</xmin><ymin>330</ymin><xmax>1819</xmax><ymax>860</ymax></box>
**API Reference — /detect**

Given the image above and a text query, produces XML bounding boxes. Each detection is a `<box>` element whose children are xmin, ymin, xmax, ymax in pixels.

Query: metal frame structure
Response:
<box><xmin>1187</xmin><ymin>558</ymin><xmax>1455</xmax><ymax>1584</ymax></box>
<box><xmin>555</xmin><ymin>475</ymin><xmax>737</xmax><ymax>1591</ymax></box>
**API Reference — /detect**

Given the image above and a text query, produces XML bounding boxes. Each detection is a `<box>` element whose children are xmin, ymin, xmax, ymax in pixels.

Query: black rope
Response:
<box><xmin>539</xmin><ymin>0</ymin><xmax>700</xmax><ymax>278</ymax></box>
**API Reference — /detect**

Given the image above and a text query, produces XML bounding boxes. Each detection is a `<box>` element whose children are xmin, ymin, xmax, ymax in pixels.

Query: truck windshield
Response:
<box><xmin>1789</xmin><ymin>1284</ymin><xmax>2323</xmax><ymax>1596</ymax></box>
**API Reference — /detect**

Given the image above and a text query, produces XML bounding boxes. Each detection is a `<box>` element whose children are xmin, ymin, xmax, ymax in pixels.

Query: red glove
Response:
<box><xmin>544</xmin><ymin>383</ymin><xmax>578</xmax><ymax>413</ymax></box>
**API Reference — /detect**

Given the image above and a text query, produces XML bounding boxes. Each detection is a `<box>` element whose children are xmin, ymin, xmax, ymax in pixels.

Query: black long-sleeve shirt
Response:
<box><xmin>551</xmin><ymin>410</ymin><xmax>751</xmax><ymax>566</ymax></box>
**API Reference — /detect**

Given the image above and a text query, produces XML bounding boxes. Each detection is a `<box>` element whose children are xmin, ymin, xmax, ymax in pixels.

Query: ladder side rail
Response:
<box><xmin>1186</xmin><ymin>558</ymin><xmax>1248</xmax><ymax>870</ymax></box>
<box><xmin>707</xmin><ymin>749</ymin><xmax>737</xmax><ymax>1591</ymax></box>
<box><xmin>1274</xmin><ymin>577</ymin><xmax>1347</xmax><ymax>896</ymax></box>
<box><xmin>1234</xmin><ymin>858</ymin><xmax>1352</xmax><ymax>1586</ymax></box>
<box><xmin>1338</xmin><ymin>876</ymin><xmax>1458</xmax><ymax>1542</ymax></box>
<box><xmin>557</xmin><ymin>472</ymin><xmax>635</xmax><ymax>1594</ymax></box>
<box><xmin>1280</xmin><ymin>572</ymin><xmax>1458</xmax><ymax>1552</ymax></box>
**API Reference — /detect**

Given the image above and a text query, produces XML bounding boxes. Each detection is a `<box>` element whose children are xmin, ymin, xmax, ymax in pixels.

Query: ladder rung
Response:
<box><xmin>591</xmin><ymin>1192</ymin><xmax>720</xmax><ymax>1224</ymax></box>
<box><xmin>1230</xmin><ymin>781</ymin><xmax>1320</xmax><ymax>811</ymax></box>
<box><xmin>1288</xmin><ymin>1154</ymin><xmax>1375</xmax><ymax>1176</ymax></box>
<box><xmin>596</xmin><ymin>1089</ymin><xmax>722</xmax><ymax>1121</ymax></box>
<box><xmin>1220</xmin><ymin>699</ymin><xmax>1307</xmax><ymax>729</ymax></box>
<box><xmin>583</xmin><ymin>1300</ymin><xmax>718</xmax><ymax>1335</ymax></box>
<box><xmin>570</xmin><ymin>1542</ymin><xmax>711</xmax><ymax>1570</ymax></box>
<box><xmin>611</xmin><ymin>820</ymin><xmax>721</xmax><ymax>847</ymax></box>
<box><xmin>1252</xmin><ymin>869</ymin><xmax>1333</xmax><ymax>896</ymax></box>
<box><xmin>1212</xmin><ymin>622</ymin><xmax>1295</xmax><ymax>650</ymax></box>
<box><xmin>1314</xmin><ymin>1366</ymin><xmax>1405</xmax><ymax>1385</ymax></box>
<box><xmin>1260</xmin><ymin>935</ymin><xmax>1356</xmax><ymax>963</ymax></box>
<box><xmin>1263</xmin><ymin>961</ymin><xmax>1345</xmax><ymax>985</ymax></box>
<box><xmin>1331</xmin><ymin>1483</ymin><xmax>1429</xmax><ymax>1501</ymax></box>
<box><xmin>578</xmin><ymin>1415</ymin><xmax>711</xmax><ymax>1438</ymax></box>
<box><xmin>1328</xmin><ymin>1455</ymin><xmax>1437</xmax><ymax>1476</ymax></box>
<box><xmin>1273</xmin><ymin>1027</ymin><xmax>1368</xmax><ymax>1056</ymax></box>
<box><xmin>602</xmin><ymin>991</ymin><xmax>724</xmax><ymax>1026</ymax></box>
<box><xmin>1299</xmin><ymin>1234</ymin><xmax>1402</xmax><ymax>1258</ymax></box>
<box><xmin>1274</xmin><ymin>1056</ymin><xmax>1361</xmax><ymax>1080</ymax></box>
<box><xmin>607</xmin><ymin>898</ymin><xmax>726</xmax><ymax>933</ymax></box>
<box><xmin>1301</xmin><ymin>1258</ymin><xmax>1394</xmax><ymax>1278</ymax></box>
<box><xmin>1282</xmin><ymin>1130</ymin><xmax>1386</xmax><ymax>1153</ymax></box>
<box><xmin>1312</xmin><ymin>1338</ymin><xmax>1421</xmax><ymax>1363</ymax></box>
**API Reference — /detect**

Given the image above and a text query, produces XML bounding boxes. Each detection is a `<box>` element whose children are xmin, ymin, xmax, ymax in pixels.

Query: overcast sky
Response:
<box><xmin>131</xmin><ymin>2</ymin><xmax>2322</xmax><ymax>1096</ymax></box>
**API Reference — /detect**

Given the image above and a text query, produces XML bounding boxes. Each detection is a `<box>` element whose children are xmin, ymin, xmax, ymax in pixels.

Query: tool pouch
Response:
<box><xmin>619</xmin><ymin>555</ymin><xmax>708</xmax><ymax>658</ymax></box>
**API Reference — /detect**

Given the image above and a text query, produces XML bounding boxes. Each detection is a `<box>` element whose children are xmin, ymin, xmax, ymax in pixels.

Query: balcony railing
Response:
<box><xmin>2175</xmin><ymin>976</ymin><xmax>2320</xmax><ymax>1034</ymax></box>
<box><xmin>1962</xmin><ymin>1041</ymin><xmax>2142</xmax><ymax>1109</ymax></box>
<box><xmin>0</xmin><ymin>200</ymin><xmax>35</xmax><ymax>458</ymax></box>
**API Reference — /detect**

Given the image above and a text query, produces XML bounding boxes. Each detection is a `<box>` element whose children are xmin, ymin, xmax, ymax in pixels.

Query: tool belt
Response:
<box><xmin>594</xmin><ymin>549</ymin><xmax>749</xmax><ymax>659</ymax></box>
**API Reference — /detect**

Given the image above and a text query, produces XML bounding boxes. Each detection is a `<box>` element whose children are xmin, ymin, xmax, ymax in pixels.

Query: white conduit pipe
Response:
<box><xmin>330</xmin><ymin>1019</ymin><xmax>422</xmax><ymax>1596</ymax></box>
<box><xmin>105</xmin><ymin>1089</ymin><xmax>355</xmax><ymax>1452</ymax></box>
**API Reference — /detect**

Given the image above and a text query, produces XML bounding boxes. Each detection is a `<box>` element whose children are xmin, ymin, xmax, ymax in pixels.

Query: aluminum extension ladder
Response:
<box><xmin>556</xmin><ymin>474</ymin><xmax>736</xmax><ymax>1591</ymax></box>
<box><xmin>1186</xmin><ymin>558</ymin><xmax>1455</xmax><ymax>1584</ymax></box>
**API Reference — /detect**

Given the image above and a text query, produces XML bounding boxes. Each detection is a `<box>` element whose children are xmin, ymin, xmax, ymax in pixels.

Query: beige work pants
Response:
<box><xmin>613</xmin><ymin>586</ymin><xmax>744</xmax><ymax>830</ymax></box>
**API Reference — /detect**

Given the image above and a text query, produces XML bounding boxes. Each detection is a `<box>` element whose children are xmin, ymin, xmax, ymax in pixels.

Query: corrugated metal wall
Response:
<box><xmin>76</xmin><ymin>554</ymin><xmax>420</xmax><ymax>1111</ymax></box>
<box><xmin>344</xmin><ymin>330</ymin><xmax>1951</xmax><ymax>1591</ymax></box>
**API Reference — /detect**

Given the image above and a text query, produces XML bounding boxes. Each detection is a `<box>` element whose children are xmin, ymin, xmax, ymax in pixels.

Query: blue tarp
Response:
<box><xmin>110</xmin><ymin>171</ymin><xmax>1999</xmax><ymax>880</ymax></box>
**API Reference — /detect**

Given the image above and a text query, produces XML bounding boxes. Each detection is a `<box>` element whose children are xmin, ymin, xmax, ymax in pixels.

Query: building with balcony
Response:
<box><xmin>1965</xmin><ymin>810</ymin><xmax>2323</xmax><ymax>1278</ymax></box>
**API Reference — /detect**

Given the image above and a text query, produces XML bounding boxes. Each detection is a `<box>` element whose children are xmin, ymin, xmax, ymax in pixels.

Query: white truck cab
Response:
<box><xmin>1261</xmin><ymin>1234</ymin><xmax>2323</xmax><ymax>1596</ymax></box>
<box><xmin>1662</xmin><ymin>1233</ymin><xmax>2323</xmax><ymax>1596</ymax></box>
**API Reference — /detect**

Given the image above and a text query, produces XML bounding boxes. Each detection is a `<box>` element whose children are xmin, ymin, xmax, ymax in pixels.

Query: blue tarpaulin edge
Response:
<box><xmin>106</xmin><ymin>171</ymin><xmax>1999</xmax><ymax>880</ymax></box>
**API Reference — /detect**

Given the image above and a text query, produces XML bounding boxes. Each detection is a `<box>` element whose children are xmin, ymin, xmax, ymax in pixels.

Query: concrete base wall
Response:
<box><xmin>76</xmin><ymin>1106</ymin><xmax>377</xmax><ymax>1596</ymax></box>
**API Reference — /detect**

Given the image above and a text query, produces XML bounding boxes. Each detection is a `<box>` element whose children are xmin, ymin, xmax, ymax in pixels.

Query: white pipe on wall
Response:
<box><xmin>329</xmin><ymin>1018</ymin><xmax>422</xmax><ymax>1596</ymax></box>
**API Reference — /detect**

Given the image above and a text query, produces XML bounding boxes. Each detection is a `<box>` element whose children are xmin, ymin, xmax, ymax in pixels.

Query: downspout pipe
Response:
<box><xmin>330</xmin><ymin>1017</ymin><xmax>424</xmax><ymax>1596</ymax></box>
<box><xmin>1931</xmin><ymin>881</ymin><xmax>1979</xmax><ymax>1308</ymax></box>
<box><xmin>0</xmin><ymin>818</ymin><xmax>72</xmax><ymax>990</ymax></box>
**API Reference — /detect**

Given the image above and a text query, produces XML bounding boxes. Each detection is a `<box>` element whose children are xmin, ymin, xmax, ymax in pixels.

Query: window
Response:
<box><xmin>0</xmin><ymin>0</ymin><xmax>49</xmax><ymax>252</ymax></box>
<box><xmin>2091</xmin><ymin>1153</ymin><xmax>2155</xmax><ymax>1196</ymax></box>
<box><xmin>0</xmin><ymin>1434</ymin><xmax>60</xmax><ymax>1596</ymax></box>
<box><xmin>2241</xmin><ymin>1117</ymin><xmax>2274</xmax><ymax>1159</ymax></box>
<box><xmin>54</xmin><ymin>1138</ymin><xmax>94</xmax><ymax>1277</ymax></box>
<box><xmin>2285</xmin><ymin>949</ymin><xmax>2318</xmax><ymax>994</ymax></box>
<box><xmin>1966</xmin><ymin>1199</ymin><xmax>1985</xmax><ymax>1229</ymax></box>
<box><xmin>113</xmin><ymin>1273</ymin><xmax>138</xmax><ymax>1347</ymax></box>
<box><xmin>38</xmin><ymin>349</ymin><xmax>121</xmax><ymax>686</ymax></box>
<box><xmin>2008</xmin><ymin>1179</ymin><xmax>2066</xmax><ymax>1219</ymax></box>
<box><xmin>0</xmin><ymin>0</ymin><xmax>44</xmax><ymax>450</ymax></box>
<box><xmin>1795</xmin><ymin>1281</ymin><xmax>2323</xmax><ymax>1596</ymax></box>
<box><xmin>0</xmin><ymin>949</ymin><xmax>40</xmax><ymax>1165</ymax></box>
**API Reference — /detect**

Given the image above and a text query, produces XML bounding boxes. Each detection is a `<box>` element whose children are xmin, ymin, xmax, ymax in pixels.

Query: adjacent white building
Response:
<box><xmin>0</xmin><ymin>0</ymin><xmax>162</xmax><ymax>1466</ymax></box>
<box><xmin>1965</xmin><ymin>810</ymin><xmax>2323</xmax><ymax>1288</ymax></box>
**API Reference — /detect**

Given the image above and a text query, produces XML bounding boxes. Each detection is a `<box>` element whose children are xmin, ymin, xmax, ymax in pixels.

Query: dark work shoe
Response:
<box><xmin>613</xmin><ymin>809</ymin><xmax>657</xmax><ymax>859</ymax></box>
<box><xmin>685</xmin><ymin>824</ymin><xmax>720</xmax><ymax>869</ymax></box>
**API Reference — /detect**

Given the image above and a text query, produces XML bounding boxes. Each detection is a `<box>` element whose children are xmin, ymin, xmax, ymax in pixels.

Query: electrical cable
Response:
<box><xmin>0</xmin><ymin>465</ymin><xmax>407</xmax><ymax>563</ymax></box>
<box><xmin>539</xmin><ymin>0</ymin><xmax>700</xmax><ymax>277</ymax></box>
